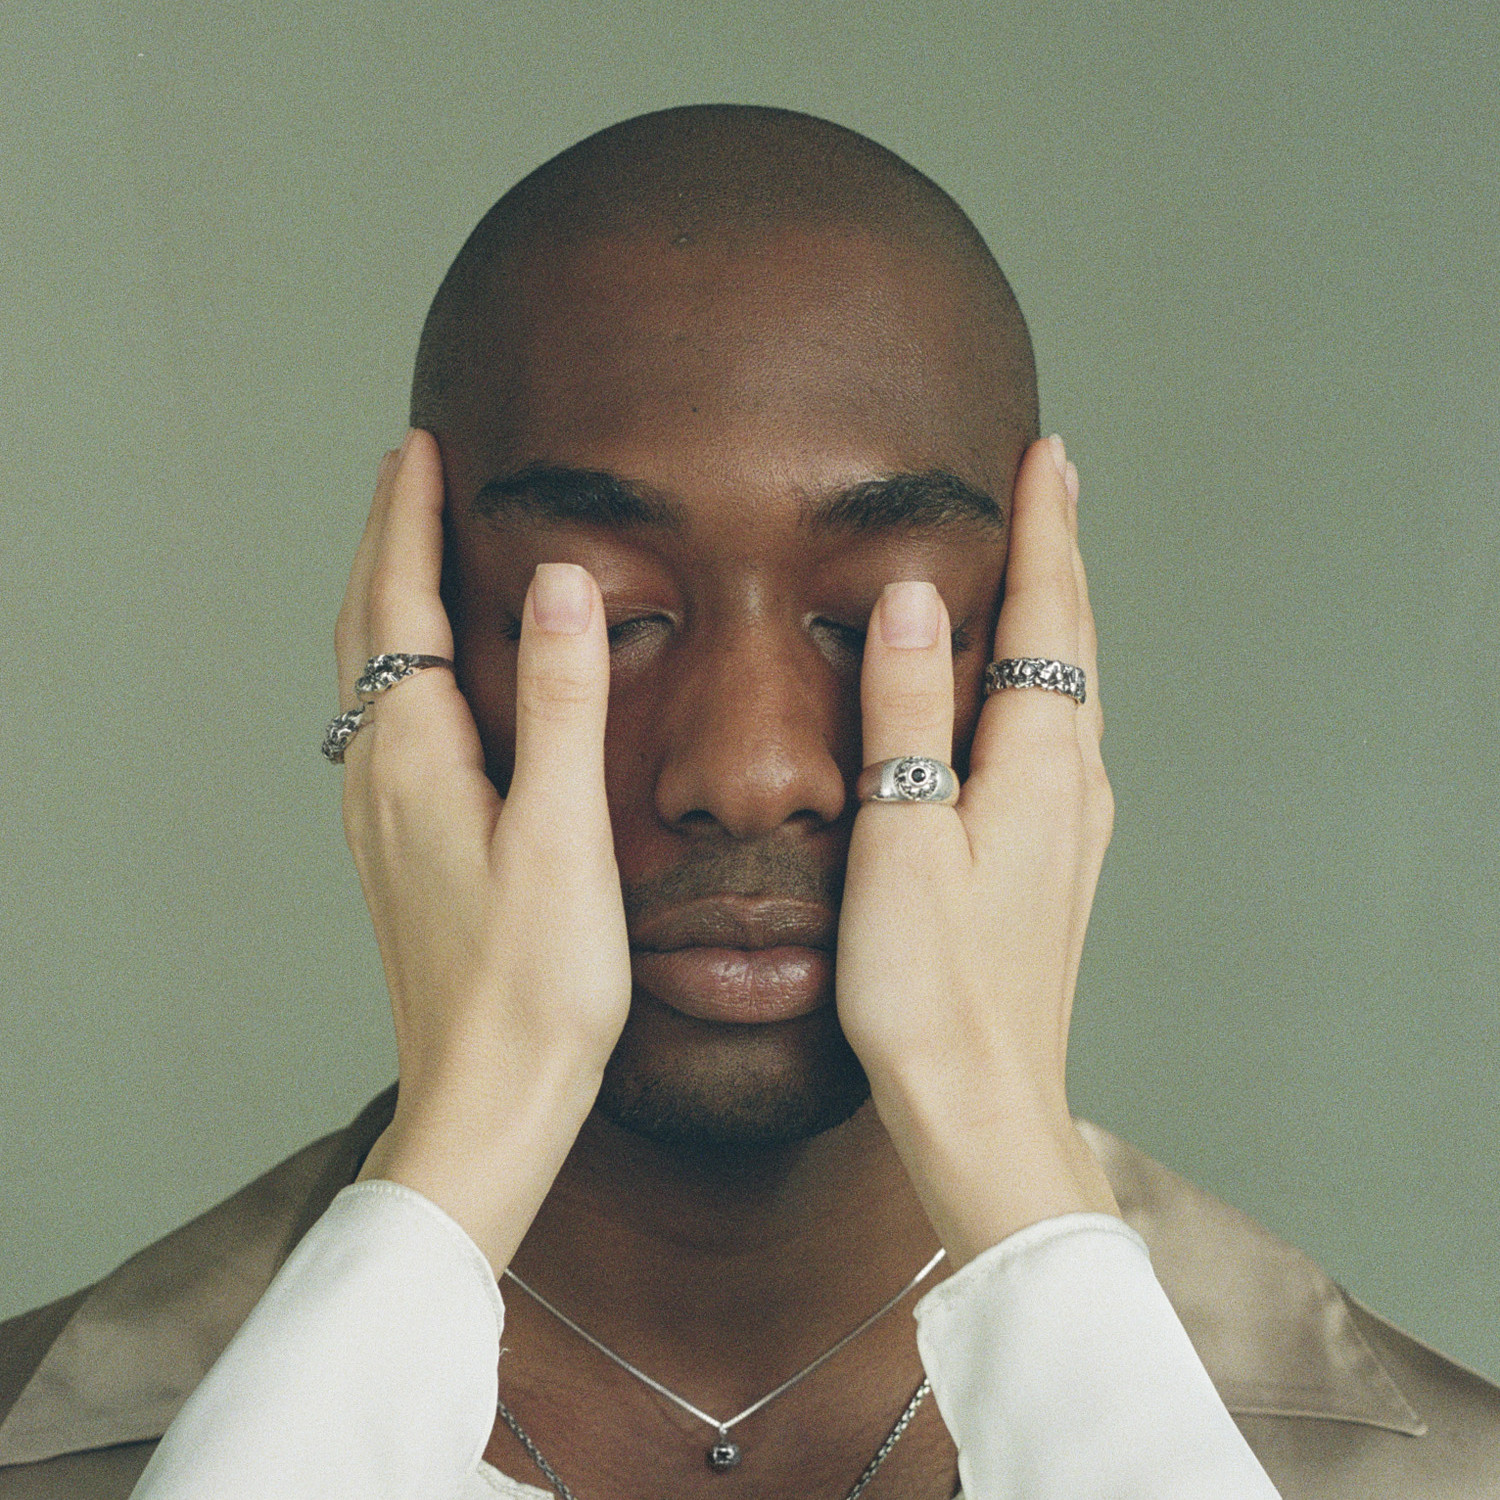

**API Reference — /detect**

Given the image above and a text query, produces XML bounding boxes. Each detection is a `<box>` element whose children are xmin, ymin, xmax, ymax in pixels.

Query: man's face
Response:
<box><xmin>438</xmin><ymin>225</ymin><xmax>1019</xmax><ymax>1149</ymax></box>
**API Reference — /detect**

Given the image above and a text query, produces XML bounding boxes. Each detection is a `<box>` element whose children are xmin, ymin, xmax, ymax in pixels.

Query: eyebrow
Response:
<box><xmin>473</xmin><ymin>464</ymin><xmax>1004</xmax><ymax>534</ymax></box>
<box><xmin>474</xmin><ymin>465</ymin><xmax>687</xmax><ymax>529</ymax></box>
<box><xmin>808</xmin><ymin>470</ymin><xmax>1004</xmax><ymax>533</ymax></box>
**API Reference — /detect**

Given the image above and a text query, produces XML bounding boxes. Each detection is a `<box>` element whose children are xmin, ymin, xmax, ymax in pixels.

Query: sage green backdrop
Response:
<box><xmin>3</xmin><ymin>0</ymin><xmax>1496</xmax><ymax>1379</ymax></box>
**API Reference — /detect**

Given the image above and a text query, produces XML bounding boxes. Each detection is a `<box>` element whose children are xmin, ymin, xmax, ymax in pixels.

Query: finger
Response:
<box><xmin>343</xmin><ymin>429</ymin><xmax>468</xmax><ymax>781</ymax></box>
<box><xmin>1065</xmin><ymin>463</ymin><xmax>1104</xmax><ymax>752</ymax></box>
<box><xmin>969</xmin><ymin>435</ymin><xmax>1083</xmax><ymax>785</ymax></box>
<box><xmin>505</xmin><ymin>563</ymin><xmax>614</xmax><ymax>838</ymax></box>
<box><xmin>1060</xmin><ymin>467</ymin><xmax>1113</xmax><ymax>1047</ymax></box>
<box><xmin>334</xmin><ymin>445</ymin><xmax>402</xmax><ymax>711</ymax></box>
<box><xmin>859</xmin><ymin>580</ymin><xmax>955</xmax><ymax>771</ymax></box>
<box><xmin>365</xmin><ymin>429</ymin><xmax>454</xmax><ymax>661</ymax></box>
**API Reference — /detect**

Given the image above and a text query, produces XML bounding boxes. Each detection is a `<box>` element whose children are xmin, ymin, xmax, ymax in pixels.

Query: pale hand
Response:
<box><xmin>337</xmin><ymin>431</ymin><xmax>630</xmax><ymax>1274</ymax></box>
<box><xmin>836</xmin><ymin>435</ymin><xmax>1121</xmax><ymax>1266</ymax></box>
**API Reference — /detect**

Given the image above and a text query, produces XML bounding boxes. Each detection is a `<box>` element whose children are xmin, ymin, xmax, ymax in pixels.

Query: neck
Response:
<box><xmin>508</xmin><ymin>1099</ymin><xmax>942</xmax><ymax>1383</ymax></box>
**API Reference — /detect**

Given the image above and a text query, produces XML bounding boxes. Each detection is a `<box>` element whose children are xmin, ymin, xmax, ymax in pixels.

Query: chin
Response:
<box><xmin>594</xmin><ymin>995</ymin><xmax>871</xmax><ymax>1153</ymax></box>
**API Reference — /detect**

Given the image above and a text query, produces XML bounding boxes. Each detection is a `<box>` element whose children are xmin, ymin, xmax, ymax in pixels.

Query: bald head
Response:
<box><xmin>419</xmin><ymin>109</ymin><xmax>1043</xmax><ymax>1149</ymax></box>
<box><xmin>410</xmin><ymin>105</ymin><xmax>1037</xmax><ymax>450</ymax></box>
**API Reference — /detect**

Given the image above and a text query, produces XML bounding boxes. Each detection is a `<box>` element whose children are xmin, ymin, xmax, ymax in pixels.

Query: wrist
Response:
<box><xmin>870</xmin><ymin>1072</ymin><xmax>1120</xmax><ymax>1268</ymax></box>
<box><xmin>355</xmin><ymin>1060</ymin><xmax>605</xmax><ymax>1273</ymax></box>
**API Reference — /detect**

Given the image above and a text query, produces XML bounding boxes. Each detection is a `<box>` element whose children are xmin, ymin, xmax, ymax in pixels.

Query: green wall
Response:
<box><xmin>3</xmin><ymin>0</ymin><xmax>1497</xmax><ymax>1380</ymax></box>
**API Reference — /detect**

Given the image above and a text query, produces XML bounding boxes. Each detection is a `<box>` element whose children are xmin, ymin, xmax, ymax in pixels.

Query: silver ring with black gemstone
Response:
<box><xmin>855</xmin><ymin>756</ymin><xmax>960</xmax><ymax>806</ymax></box>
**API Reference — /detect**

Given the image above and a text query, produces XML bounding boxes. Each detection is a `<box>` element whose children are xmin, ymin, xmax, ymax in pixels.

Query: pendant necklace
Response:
<box><xmin>497</xmin><ymin>1378</ymin><xmax>932</xmax><ymax>1500</ymax></box>
<box><xmin>502</xmin><ymin>1247</ymin><xmax>944</xmax><ymax>1474</ymax></box>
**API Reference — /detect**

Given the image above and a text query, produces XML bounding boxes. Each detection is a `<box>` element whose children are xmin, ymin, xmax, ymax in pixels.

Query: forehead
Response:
<box><xmin>442</xmin><ymin>224</ymin><xmax>1017</xmax><ymax>512</ymax></box>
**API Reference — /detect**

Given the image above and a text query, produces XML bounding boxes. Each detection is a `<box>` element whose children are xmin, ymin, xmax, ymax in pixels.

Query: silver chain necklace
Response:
<box><xmin>502</xmin><ymin>1248</ymin><xmax>945</xmax><ymax>1472</ymax></box>
<box><xmin>496</xmin><ymin>1377</ymin><xmax>932</xmax><ymax>1500</ymax></box>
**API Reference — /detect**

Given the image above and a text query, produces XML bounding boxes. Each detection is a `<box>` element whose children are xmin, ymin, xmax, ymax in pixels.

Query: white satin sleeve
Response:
<box><xmin>913</xmin><ymin>1212</ymin><xmax>1283</xmax><ymax>1499</ymax></box>
<box><xmin>129</xmin><ymin>1180</ymin><xmax>504</xmax><ymax>1500</ymax></box>
<box><xmin>129</xmin><ymin>1191</ymin><xmax>1281</xmax><ymax>1500</ymax></box>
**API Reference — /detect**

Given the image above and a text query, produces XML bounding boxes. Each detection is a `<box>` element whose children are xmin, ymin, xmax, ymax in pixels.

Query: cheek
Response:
<box><xmin>454</xmin><ymin>631</ymin><xmax>519</xmax><ymax>791</ymax></box>
<box><xmin>454</xmin><ymin>624</ymin><xmax>664</xmax><ymax>818</ymax></box>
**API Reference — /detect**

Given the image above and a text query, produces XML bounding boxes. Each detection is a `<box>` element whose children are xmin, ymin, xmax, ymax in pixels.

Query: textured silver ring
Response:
<box><xmin>855</xmin><ymin>756</ymin><xmax>960</xmax><ymax>806</ymax></box>
<box><xmin>321</xmin><ymin>705</ymin><xmax>368</xmax><ymax>764</ymax></box>
<box><xmin>984</xmin><ymin>657</ymin><xmax>1086</xmax><ymax>704</ymax></box>
<box><xmin>355</xmin><ymin>652</ymin><xmax>454</xmax><ymax>701</ymax></box>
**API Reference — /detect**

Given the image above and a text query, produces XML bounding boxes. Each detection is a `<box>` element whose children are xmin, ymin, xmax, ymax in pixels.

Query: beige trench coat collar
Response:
<box><xmin>0</xmin><ymin>1089</ymin><xmax>1426</xmax><ymax>1469</ymax></box>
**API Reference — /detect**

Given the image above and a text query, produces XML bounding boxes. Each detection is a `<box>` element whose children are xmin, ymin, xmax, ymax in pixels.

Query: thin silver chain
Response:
<box><xmin>495</xmin><ymin>1377</ymin><xmax>933</xmax><ymax>1500</ymax></box>
<box><xmin>494</xmin><ymin>1398</ymin><xmax>583</xmax><ymax>1500</ymax></box>
<box><xmin>843</xmin><ymin>1378</ymin><xmax>933</xmax><ymax>1500</ymax></box>
<box><xmin>502</xmin><ymin>1247</ymin><xmax>945</xmax><ymax>1441</ymax></box>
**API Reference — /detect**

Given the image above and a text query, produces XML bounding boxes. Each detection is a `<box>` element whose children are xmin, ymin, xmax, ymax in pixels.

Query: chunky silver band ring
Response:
<box><xmin>984</xmin><ymin>657</ymin><xmax>1087</xmax><ymax>704</ymax></box>
<box><xmin>355</xmin><ymin>652</ymin><xmax>454</xmax><ymax>700</ymax></box>
<box><xmin>321</xmin><ymin>705</ymin><xmax>368</xmax><ymax>764</ymax></box>
<box><xmin>856</xmin><ymin>756</ymin><xmax>960</xmax><ymax>806</ymax></box>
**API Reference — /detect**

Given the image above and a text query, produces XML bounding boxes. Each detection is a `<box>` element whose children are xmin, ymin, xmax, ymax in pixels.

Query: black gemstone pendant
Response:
<box><xmin>707</xmin><ymin>1436</ymin><xmax>742</xmax><ymax>1472</ymax></box>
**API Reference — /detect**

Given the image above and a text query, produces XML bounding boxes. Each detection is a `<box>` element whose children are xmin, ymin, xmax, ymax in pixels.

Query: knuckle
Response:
<box><xmin>1088</xmin><ymin>770</ymin><xmax>1116</xmax><ymax>836</ymax></box>
<box><xmin>1035</xmin><ymin>754</ymin><xmax>1085</xmax><ymax>806</ymax></box>
<box><xmin>1009</xmin><ymin>556</ymin><xmax>1077</xmax><ymax>611</ymax></box>
<box><xmin>1010</xmin><ymin>730</ymin><xmax>1086</xmax><ymax>799</ymax></box>
<box><xmin>366</xmin><ymin>575</ymin><xmax>403</xmax><ymax>633</ymax></box>
<box><xmin>874</xmin><ymin>678</ymin><xmax>950</xmax><ymax>731</ymax></box>
<box><xmin>518</xmin><ymin>665</ymin><xmax>599</xmax><ymax>720</ymax></box>
<box><xmin>1084</xmin><ymin>756</ymin><xmax>1113</xmax><ymax>802</ymax></box>
<box><xmin>334</xmin><ymin>609</ymin><xmax>359</xmax><ymax>662</ymax></box>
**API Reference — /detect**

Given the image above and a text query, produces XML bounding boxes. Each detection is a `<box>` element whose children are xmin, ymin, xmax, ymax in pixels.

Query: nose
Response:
<box><xmin>653</xmin><ymin>621</ymin><xmax>850</xmax><ymax>840</ymax></box>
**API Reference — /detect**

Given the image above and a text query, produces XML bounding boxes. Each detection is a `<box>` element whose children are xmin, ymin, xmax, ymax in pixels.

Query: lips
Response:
<box><xmin>630</xmin><ymin>897</ymin><xmax>836</xmax><ymax>1025</ymax></box>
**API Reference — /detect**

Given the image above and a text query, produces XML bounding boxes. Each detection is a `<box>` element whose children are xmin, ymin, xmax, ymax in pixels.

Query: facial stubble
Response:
<box><xmin>595</xmin><ymin>994</ymin><xmax>872</xmax><ymax>1152</ymax></box>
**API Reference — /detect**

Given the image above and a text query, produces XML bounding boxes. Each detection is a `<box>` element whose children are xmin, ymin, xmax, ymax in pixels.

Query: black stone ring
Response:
<box><xmin>855</xmin><ymin>756</ymin><xmax>960</xmax><ymax>805</ymax></box>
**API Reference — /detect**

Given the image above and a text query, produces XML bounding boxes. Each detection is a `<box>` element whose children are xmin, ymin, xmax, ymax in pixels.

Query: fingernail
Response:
<box><xmin>397</xmin><ymin>428</ymin><xmax>417</xmax><ymax>461</ymax></box>
<box><xmin>1064</xmin><ymin>461</ymin><xmax>1080</xmax><ymax>505</ymax></box>
<box><xmin>880</xmin><ymin>580</ymin><xmax>940</xmax><ymax>649</ymax></box>
<box><xmin>531</xmin><ymin>563</ymin><xmax>592</xmax><ymax>634</ymax></box>
<box><xmin>1047</xmin><ymin>433</ymin><xmax>1067</xmax><ymax>480</ymax></box>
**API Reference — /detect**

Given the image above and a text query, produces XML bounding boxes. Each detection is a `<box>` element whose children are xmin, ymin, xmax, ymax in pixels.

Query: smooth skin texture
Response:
<box><xmin>346</xmin><ymin>432</ymin><xmax>1114</xmax><ymax>1269</ymax></box>
<box><xmin>341</xmin><ymin>169</ymin><xmax>1119</xmax><ymax>1498</ymax></box>
<box><xmin>344</xmin><ymin>436</ymin><xmax>631</xmax><ymax>1273</ymax></box>
<box><xmin>842</xmin><ymin>435</ymin><xmax>1117</xmax><ymax>1266</ymax></box>
<box><xmin>342</xmin><ymin>438</ymin><xmax>1115</xmax><ymax>1500</ymax></box>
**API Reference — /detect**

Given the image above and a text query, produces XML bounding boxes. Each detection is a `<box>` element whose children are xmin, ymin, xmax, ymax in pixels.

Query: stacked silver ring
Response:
<box><xmin>984</xmin><ymin>656</ymin><xmax>1086</xmax><ymax>704</ymax></box>
<box><xmin>354</xmin><ymin>652</ymin><xmax>454</xmax><ymax>698</ymax></box>
<box><xmin>321</xmin><ymin>706</ymin><xmax>369</xmax><ymax>764</ymax></box>
<box><xmin>321</xmin><ymin>653</ymin><xmax>454</xmax><ymax>763</ymax></box>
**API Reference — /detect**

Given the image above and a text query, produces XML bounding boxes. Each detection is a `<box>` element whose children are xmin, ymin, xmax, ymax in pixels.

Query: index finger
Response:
<box><xmin>966</xmin><ymin>435</ymin><xmax>1084</xmax><ymax>786</ymax></box>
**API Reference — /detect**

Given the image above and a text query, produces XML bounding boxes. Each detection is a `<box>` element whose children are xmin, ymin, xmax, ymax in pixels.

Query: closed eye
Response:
<box><xmin>808</xmin><ymin>617</ymin><xmax>973</xmax><ymax>657</ymax></box>
<box><xmin>606</xmin><ymin>615</ymin><xmax>672</xmax><ymax>649</ymax></box>
<box><xmin>809</xmin><ymin>617</ymin><xmax>867</xmax><ymax>651</ymax></box>
<box><xmin>500</xmin><ymin>613</ymin><xmax>673</xmax><ymax>650</ymax></box>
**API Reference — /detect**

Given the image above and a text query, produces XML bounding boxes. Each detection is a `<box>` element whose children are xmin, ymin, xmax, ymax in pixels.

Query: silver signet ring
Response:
<box><xmin>855</xmin><ymin>756</ymin><xmax>960</xmax><ymax>805</ymax></box>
